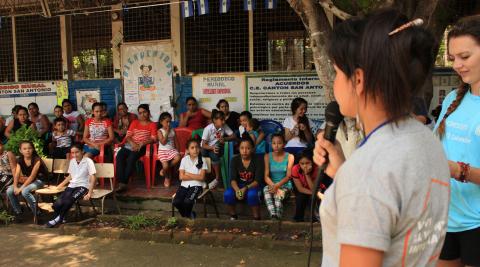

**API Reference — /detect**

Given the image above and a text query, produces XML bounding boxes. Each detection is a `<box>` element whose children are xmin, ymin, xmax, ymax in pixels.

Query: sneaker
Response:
<box><xmin>208</xmin><ymin>179</ymin><xmax>219</xmax><ymax>190</ymax></box>
<box><xmin>230</xmin><ymin>214</ymin><xmax>238</xmax><ymax>221</ymax></box>
<box><xmin>45</xmin><ymin>215</ymin><xmax>61</xmax><ymax>228</ymax></box>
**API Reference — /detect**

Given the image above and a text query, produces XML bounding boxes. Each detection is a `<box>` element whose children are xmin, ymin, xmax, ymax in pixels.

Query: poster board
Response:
<box><xmin>192</xmin><ymin>74</ymin><xmax>245</xmax><ymax>112</ymax></box>
<box><xmin>246</xmin><ymin>73</ymin><xmax>326</xmax><ymax>132</ymax></box>
<box><xmin>121</xmin><ymin>41</ymin><xmax>174</xmax><ymax>120</ymax></box>
<box><xmin>75</xmin><ymin>89</ymin><xmax>101</xmax><ymax>117</ymax></box>
<box><xmin>0</xmin><ymin>81</ymin><xmax>65</xmax><ymax>115</ymax></box>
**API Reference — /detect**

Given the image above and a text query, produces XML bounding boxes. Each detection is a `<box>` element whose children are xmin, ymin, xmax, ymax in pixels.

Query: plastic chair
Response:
<box><xmin>220</xmin><ymin>141</ymin><xmax>235</xmax><ymax>189</ymax></box>
<box><xmin>93</xmin><ymin>145</ymin><xmax>106</xmax><ymax>187</ymax></box>
<box><xmin>171</xmin><ymin>121</ymin><xmax>179</xmax><ymax>129</ymax></box>
<box><xmin>259</xmin><ymin>120</ymin><xmax>283</xmax><ymax>153</ymax></box>
<box><xmin>191</xmin><ymin>128</ymin><xmax>204</xmax><ymax>140</ymax></box>
<box><xmin>113</xmin><ymin>142</ymin><xmax>153</xmax><ymax>190</ymax></box>
<box><xmin>174</xmin><ymin>127</ymin><xmax>193</xmax><ymax>156</ymax></box>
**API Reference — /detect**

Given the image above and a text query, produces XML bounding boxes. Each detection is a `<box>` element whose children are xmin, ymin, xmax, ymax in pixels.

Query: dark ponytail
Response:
<box><xmin>186</xmin><ymin>139</ymin><xmax>203</xmax><ymax>169</ymax></box>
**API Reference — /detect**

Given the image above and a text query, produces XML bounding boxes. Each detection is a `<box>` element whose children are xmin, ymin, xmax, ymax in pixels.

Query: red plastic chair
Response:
<box><xmin>93</xmin><ymin>145</ymin><xmax>106</xmax><ymax>187</ymax></box>
<box><xmin>113</xmin><ymin>142</ymin><xmax>153</xmax><ymax>190</ymax></box>
<box><xmin>174</xmin><ymin>127</ymin><xmax>193</xmax><ymax>156</ymax></box>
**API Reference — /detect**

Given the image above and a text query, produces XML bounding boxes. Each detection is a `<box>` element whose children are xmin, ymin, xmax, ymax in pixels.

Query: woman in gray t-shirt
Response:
<box><xmin>314</xmin><ymin>11</ymin><xmax>450</xmax><ymax>267</ymax></box>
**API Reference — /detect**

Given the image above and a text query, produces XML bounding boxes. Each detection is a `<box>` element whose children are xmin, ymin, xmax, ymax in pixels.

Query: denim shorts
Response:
<box><xmin>201</xmin><ymin>149</ymin><xmax>220</xmax><ymax>164</ymax></box>
<box><xmin>83</xmin><ymin>144</ymin><xmax>100</xmax><ymax>156</ymax></box>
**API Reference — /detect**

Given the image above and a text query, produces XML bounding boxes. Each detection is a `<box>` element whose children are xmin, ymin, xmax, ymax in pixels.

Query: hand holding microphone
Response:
<box><xmin>314</xmin><ymin>131</ymin><xmax>346</xmax><ymax>178</ymax></box>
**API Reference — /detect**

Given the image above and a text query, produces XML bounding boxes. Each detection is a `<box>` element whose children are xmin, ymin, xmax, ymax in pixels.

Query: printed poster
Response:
<box><xmin>192</xmin><ymin>74</ymin><xmax>245</xmax><ymax>112</ymax></box>
<box><xmin>75</xmin><ymin>89</ymin><xmax>101</xmax><ymax>117</ymax></box>
<box><xmin>121</xmin><ymin>42</ymin><xmax>174</xmax><ymax>120</ymax></box>
<box><xmin>0</xmin><ymin>81</ymin><xmax>64</xmax><ymax>115</ymax></box>
<box><xmin>246</xmin><ymin>74</ymin><xmax>326</xmax><ymax>133</ymax></box>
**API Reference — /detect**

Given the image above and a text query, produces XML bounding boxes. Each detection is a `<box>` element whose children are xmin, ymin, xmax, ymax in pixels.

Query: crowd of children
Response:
<box><xmin>0</xmin><ymin>94</ymin><xmax>329</xmax><ymax>224</ymax></box>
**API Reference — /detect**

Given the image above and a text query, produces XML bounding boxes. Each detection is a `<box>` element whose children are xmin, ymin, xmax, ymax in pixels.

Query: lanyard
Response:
<box><xmin>357</xmin><ymin>120</ymin><xmax>391</xmax><ymax>148</ymax></box>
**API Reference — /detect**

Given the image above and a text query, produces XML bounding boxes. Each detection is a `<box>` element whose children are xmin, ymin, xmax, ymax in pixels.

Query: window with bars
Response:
<box><xmin>0</xmin><ymin>17</ymin><xmax>14</xmax><ymax>82</ymax></box>
<box><xmin>185</xmin><ymin>0</ymin><xmax>249</xmax><ymax>74</ymax></box>
<box><xmin>71</xmin><ymin>12</ymin><xmax>113</xmax><ymax>79</ymax></box>
<box><xmin>123</xmin><ymin>4</ymin><xmax>171</xmax><ymax>42</ymax></box>
<box><xmin>254</xmin><ymin>1</ymin><xmax>313</xmax><ymax>72</ymax></box>
<box><xmin>16</xmin><ymin>16</ymin><xmax>62</xmax><ymax>81</ymax></box>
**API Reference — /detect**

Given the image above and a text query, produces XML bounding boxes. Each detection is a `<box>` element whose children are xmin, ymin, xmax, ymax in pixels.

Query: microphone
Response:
<box><xmin>313</xmin><ymin>101</ymin><xmax>344</xmax><ymax>193</ymax></box>
<box><xmin>307</xmin><ymin>101</ymin><xmax>344</xmax><ymax>267</ymax></box>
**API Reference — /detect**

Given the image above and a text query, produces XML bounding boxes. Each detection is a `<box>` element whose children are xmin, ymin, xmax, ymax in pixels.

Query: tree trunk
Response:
<box><xmin>287</xmin><ymin>0</ymin><xmax>335</xmax><ymax>102</ymax></box>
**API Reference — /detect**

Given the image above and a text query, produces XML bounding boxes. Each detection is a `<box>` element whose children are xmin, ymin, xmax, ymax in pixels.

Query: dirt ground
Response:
<box><xmin>0</xmin><ymin>225</ymin><xmax>322</xmax><ymax>267</ymax></box>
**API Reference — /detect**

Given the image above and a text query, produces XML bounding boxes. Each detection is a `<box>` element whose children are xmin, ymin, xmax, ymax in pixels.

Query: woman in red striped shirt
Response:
<box><xmin>83</xmin><ymin>102</ymin><xmax>114</xmax><ymax>158</ymax></box>
<box><xmin>115</xmin><ymin>104</ymin><xmax>157</xmax><ymax>193</ymax></box>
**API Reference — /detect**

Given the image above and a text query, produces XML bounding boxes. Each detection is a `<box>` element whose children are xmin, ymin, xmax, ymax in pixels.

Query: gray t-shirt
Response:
<box><xmin>320</xmin><ymin>118</ymin><xmax>450</xmax><ymax>267</ymax></box>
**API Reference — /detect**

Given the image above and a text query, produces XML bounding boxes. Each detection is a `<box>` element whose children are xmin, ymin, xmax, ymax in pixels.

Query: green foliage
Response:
<box><xmin>166</xmin><ymin>217</ymin><xmax>178</xmax><ymax>229</ymax></box>
<box><xmin>122</xmin><ymin>214</ymin><xmax>156</xmax><ymax>230</ymax></box>
<box><xmin>0</xmin><ymin>210</ymin><xmax>14</xmax><ymax>225</ymax></box>
<box><xmin>5</xmin><ymin>125</ymin><xmax>45</xmax><ymax>158</ymax></box>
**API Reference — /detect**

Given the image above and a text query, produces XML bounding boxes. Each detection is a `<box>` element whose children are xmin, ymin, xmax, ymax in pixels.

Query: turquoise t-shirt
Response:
<box><xmin>249</xmin><ymin>130</ymin><xmax>266</xmax><ymax>154</ymax></box>
<box><xmin>269</xmin><ymin>152</ymin><xmax>292</xmax><ymax>189</ymax></box>
<box><xmin>435</xmin><ymin>89</ymin><xmax>480</xmax><ymax>232</ymax></box>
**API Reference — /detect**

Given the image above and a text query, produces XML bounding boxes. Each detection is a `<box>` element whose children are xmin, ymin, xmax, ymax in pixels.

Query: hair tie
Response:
<box><xmin>389</xmin><ymin>18</ymin><xmax>424</xmax><ymax>36</ymax></box>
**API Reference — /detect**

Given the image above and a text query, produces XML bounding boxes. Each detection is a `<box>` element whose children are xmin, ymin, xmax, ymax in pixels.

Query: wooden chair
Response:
<box><xmin>91</xmin><ymin>163</ymin><xmax>120</xmax><ymax>215</ymax></box>
<box><xmin>171</xmin><ymin>157</ymin><xmax>219</xmax><ymax>218</ymax></box>
<box><xmin>33</xmin><ymin>158</ymin><xmax>70</xmax><ymax>224</ymax></box>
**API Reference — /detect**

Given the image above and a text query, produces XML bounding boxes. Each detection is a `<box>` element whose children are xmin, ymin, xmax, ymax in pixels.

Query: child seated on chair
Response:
<box><xmin>50</xmin><ymin>118</ymin><xmax>75</xmax><ymax>159</ymax></box>
<box><xmin>223</xmin><ymin>138</ymin><xmax>263</xmax><ymax>220</ymax></box>
<box><xmin>0</xmin><ymin>142</ymin><xmax>16</xmax><ymax>193</ymax></box>
<box><xmin>201</xmin><ymin>110</ymin><xmax>236</xmax><ymax>189</ymax></box>
<box><xmin>6</xmin><ymin>141</ymin><xmax>48</xmax><ymax>221</ymax></box>
<box><xmin>82</xmin><ymin>102</ymin><xmax>114</xmax><ymax>159</ymax></box>
<box><xmin>244</xmin><ymin>118</ymin><xmax>266</xmax><ymax>155</ymax></box>
<box><xmin>46</xmin><ymin>144</ymin><xmax>96</xmax><ymax>227</ymax></box>
<box><xmin>291</xmin><ymin>149</ymin><xmax>331</xmax><ymax>222</ymax></box>
<box><xmin>157</xmin><ymin>112</ymin><xmax>181</xmax><ymax>188</ymax></box>
<box><xmin>263</xmin><ymin>133</ymin><xmax>294</xmax><ymax>220</ymax></box>
<box><xmin>173</xmin><ymin>139</ymin><xmax>207</xmax><ymax>219</ymax></box>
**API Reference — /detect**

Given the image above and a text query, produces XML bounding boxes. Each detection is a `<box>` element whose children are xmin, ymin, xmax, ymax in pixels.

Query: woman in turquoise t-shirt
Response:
<box><xmin>263</xmin><ymin>133</ymin><xmax>294</xmax><ymax>220</ymax></box>
<box><xmin>435</xmin><ymin>16</ymin><xmax>480</xmax><ymax>267</ymax></box>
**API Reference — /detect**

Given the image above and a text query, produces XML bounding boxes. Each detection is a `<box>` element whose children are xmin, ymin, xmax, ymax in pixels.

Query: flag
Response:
<box><xmin>219</xmin><ymin>0</ymin><xmax>230</xmax><ymax>14</ymax></box>
<box><xmin>181</xmin><ymin>0</ymin><xmax>194</xmax><ymax>18</ymax></box>
<box><xmin>196</xmin><ymin>0</ymin><xmax>209</xmax><ymax>15</ymax></box>
<box><xmin>265</xmin><ymin>0</ymin><xmax>277</xmax><ymax>9</ymax></box>
<box><xmin>244</xmin><ymin>0</ymin><xmax>255</xmax><ymax>11</ymax></box>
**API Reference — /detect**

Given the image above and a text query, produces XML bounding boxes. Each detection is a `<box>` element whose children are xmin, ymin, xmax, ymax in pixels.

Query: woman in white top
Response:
<box><xmin>283</xmin><ymin>97</ymin><xmax>313</xmax><ymax>155</ymax></box>
<box><xmin>46</xmin><ymin>144</ymin><xmax>96</xmax><ymax>227</ymax></box>
<box><xmin>173</xmin><ymin>139</ymin><xmax>207</xmax><ymax>219</ymax></box>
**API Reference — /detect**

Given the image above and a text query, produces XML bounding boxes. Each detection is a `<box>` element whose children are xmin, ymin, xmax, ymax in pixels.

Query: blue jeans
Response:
<box><xmin>224</xmin><ymin>185</ymin><xmax>260</xmax><ymax>206</ymax></box>
<box><xmin>201</xmin><ymin>148</ymin><xmax>220</xmax><ymax>165</ymax></box>
<box><xmin>6</xmin><ymin>180</ymin><xmax>44</xmax><ymax>214</ymax></box>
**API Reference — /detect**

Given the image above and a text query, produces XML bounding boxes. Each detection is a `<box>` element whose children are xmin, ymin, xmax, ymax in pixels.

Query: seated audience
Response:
<box><xmin>115</xmin><ymin>104</ymin><xmax>156</xmax><ymax>193</ymax></box>
<box><xmin>157</xmin><ymin>112</ymin><xmax>180</xmax><ymax>188</ymax></box>
<box><xmin>46</xmin><ymin>144</ymin><xmax>96</xmax><ymax>228</ymax></box>
<box><xmin>179</xmin><ymin>97</ymin><xmax>211</xmax><ymax>130</ymax></box>
<box><xmin>5</xmin><ymin>106</ymin><xmax>35</xmax><ymax>138</ymax></box>
<box><xmin>217</xmin><ymin>99</ymin><xmax>240</xmax><ymax>132</ymax></box>
<box><xmin>6</xmin><ymin>141</ymin><xmax>48</xmax><ymax>221</ymax></box>
<box><xmin>82</xmin><ymin>102</ymin><xmax>114</xmax><ymax>159</ymax></box>
<box><xmin>113</xmin><ymin>102</ymin><xmax>137</xmax><ymax>143</ymax></box>
<box><xmin>283</xmin><ymin>98</ymin><xmax>313</xmax><ymax>155</ymax></box>
<box><xmin>201</xmin><ymin>110</ymin><xmax>236</xmax><ymax>189</ymax></box>
<box><xmin>173</xmin><ymin>139</ymin><xmax>207</xmax><ymax>219</ymax></box>
<box><xmin>50</xmin><ymin>118</ymin><xmax>75</xmax><ymax>159</ymax></box>
<box><xmin>224</xmin><ymin>138</ymin><xmax>262</xmax><ymax>220</ymax></box>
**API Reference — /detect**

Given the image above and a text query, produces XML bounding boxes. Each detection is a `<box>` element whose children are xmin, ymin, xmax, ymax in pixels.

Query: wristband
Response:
<box><xmin>457</xmin><ymin>161</ymin><xmax>470</xmax><ymax>183</ymax></box>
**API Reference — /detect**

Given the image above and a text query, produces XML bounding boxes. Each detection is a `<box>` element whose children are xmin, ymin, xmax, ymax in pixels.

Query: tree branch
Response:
<box><xmin>318</xmin><ymin>0</ymin><xmax>352</xmax><ymax>20</ymax></box>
